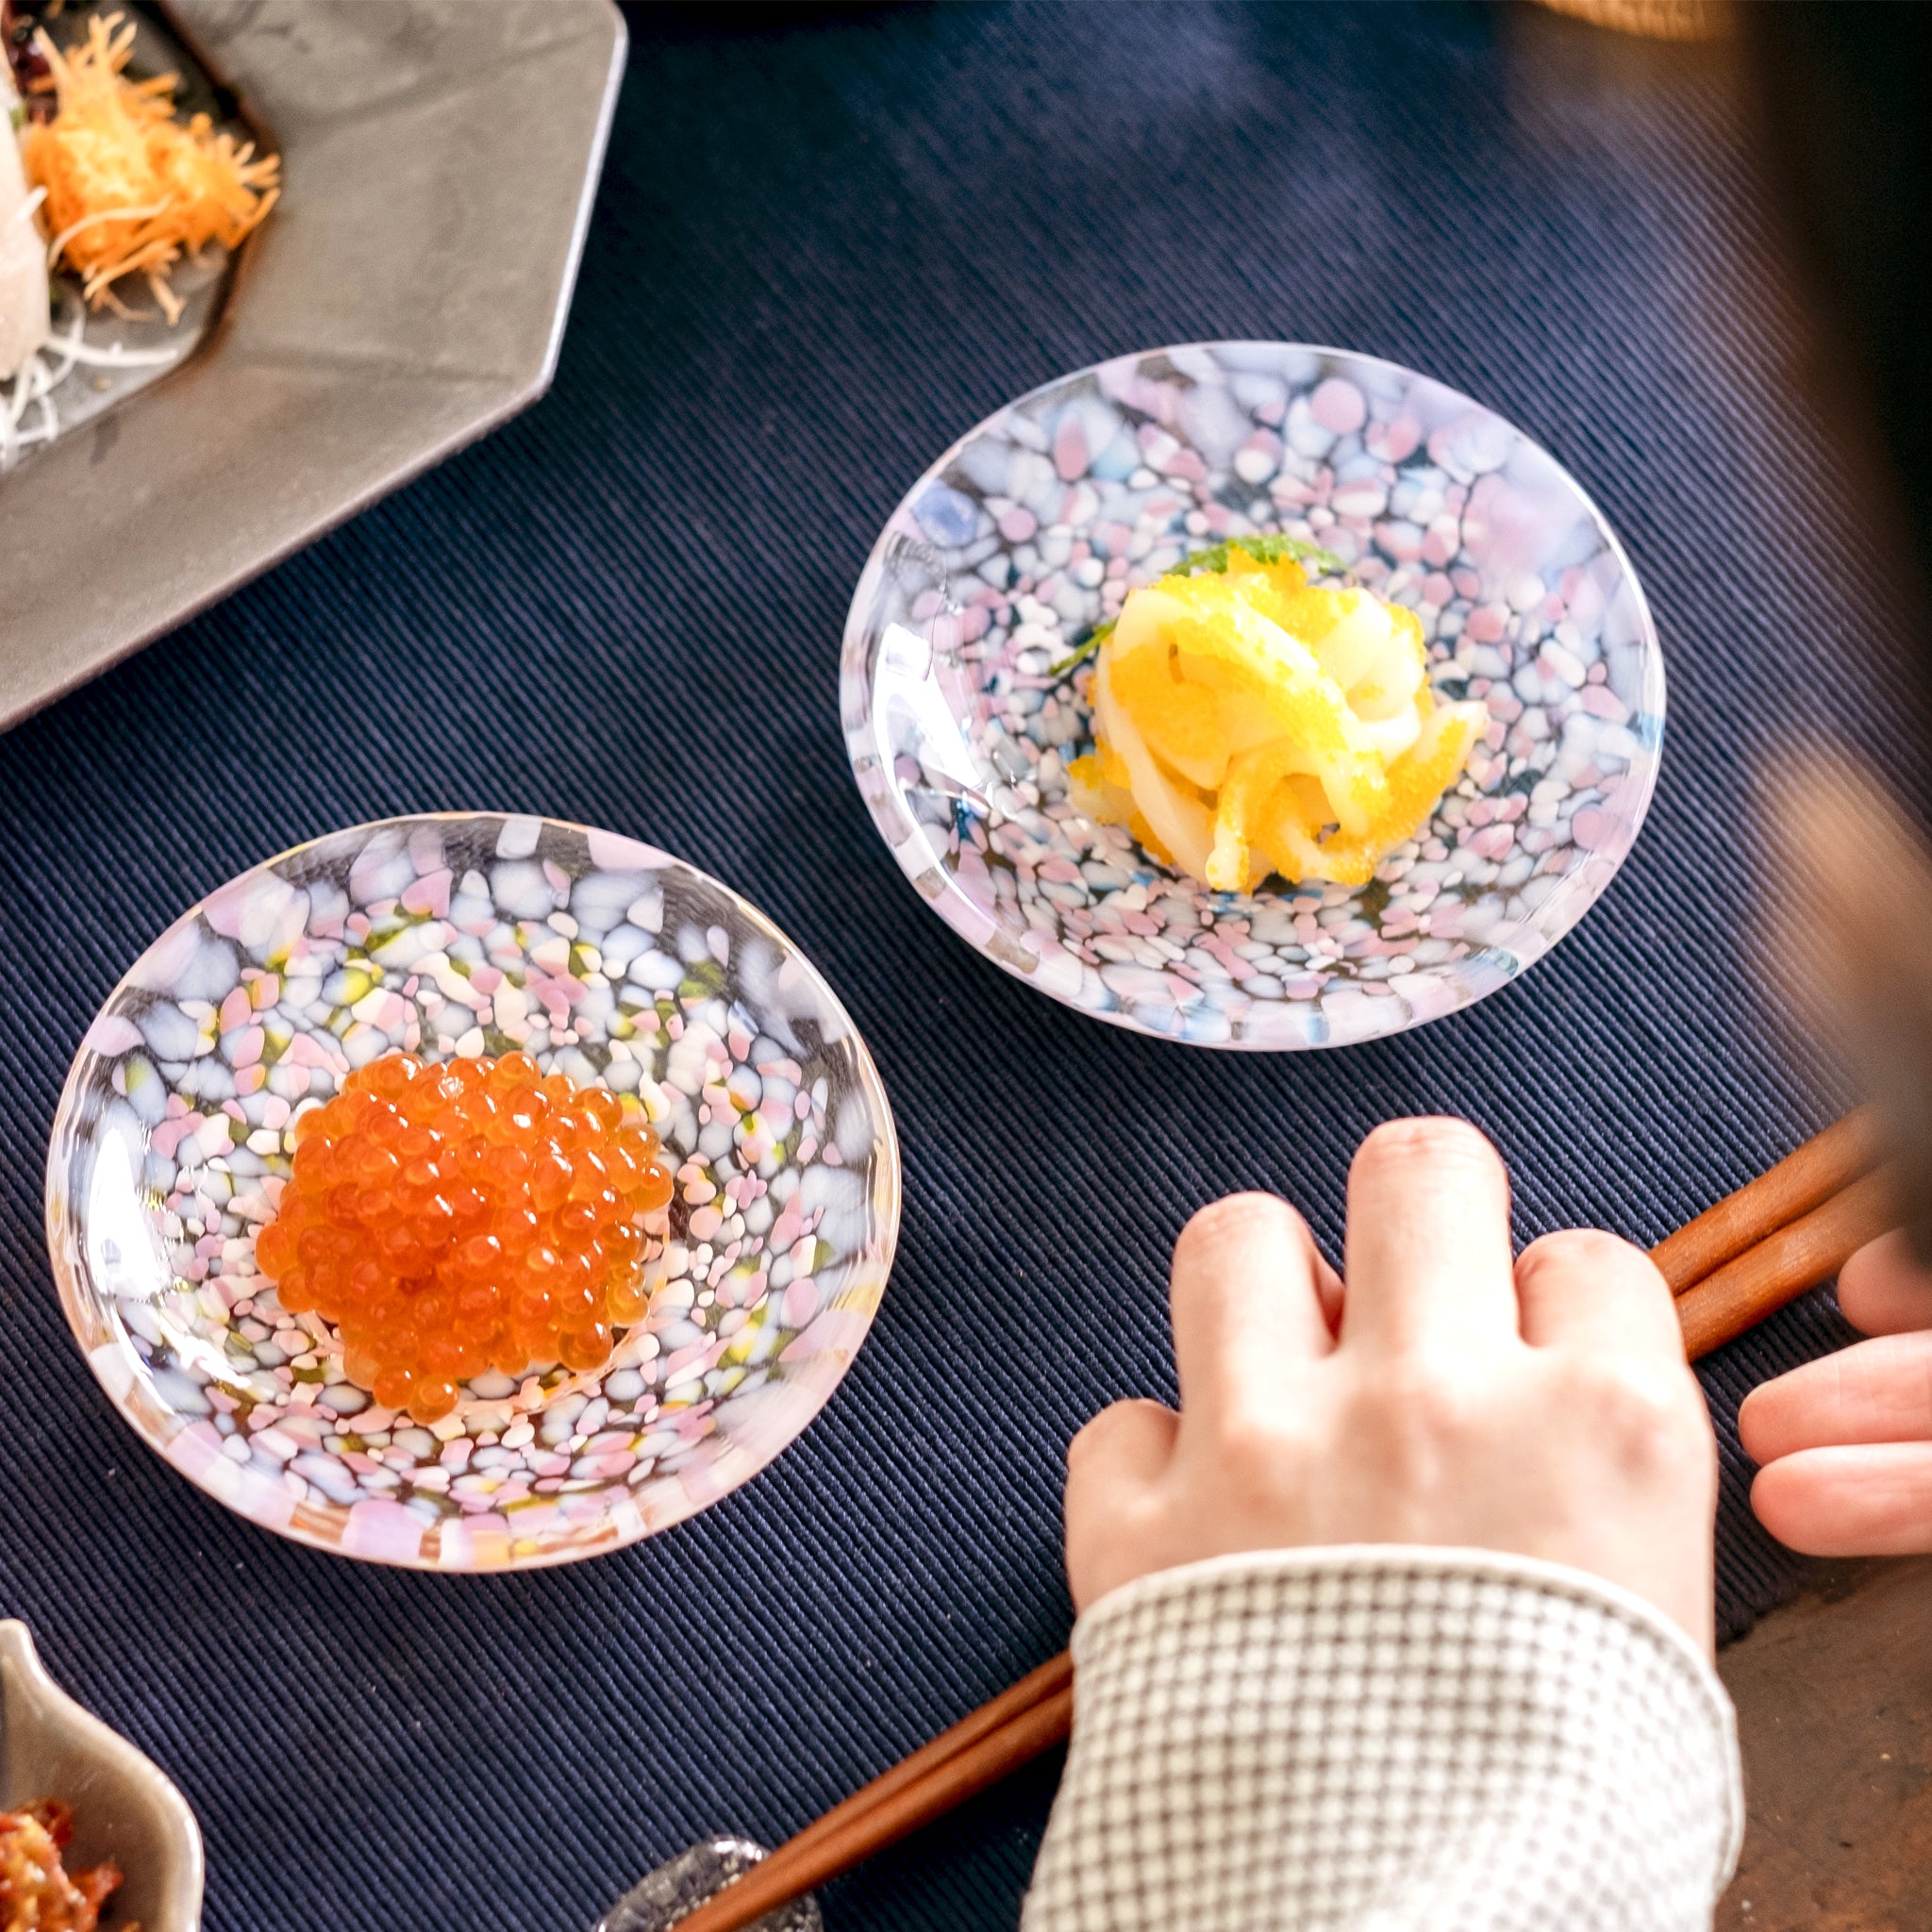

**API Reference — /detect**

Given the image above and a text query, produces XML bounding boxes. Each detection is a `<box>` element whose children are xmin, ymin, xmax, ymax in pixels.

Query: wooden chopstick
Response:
<box><xmin>773</xmin><ymin>1652</ymin><xmax>1072</xmax><ymax>1866</ymax></box>
<box><xmin>1650</xmin><ymin>1107</ymin><xmax>1878</xmax><ymax>1293</ymax></box>
<box><xmin>665</xmin><ymin>1671</ymin><xmax>1074</xmax><ymax>1932</ymax></box>
<box><xmin>666</xmin><ymin>1113</ymin><xmax>1890</xmax><ymax>1932</ymax></box>
<box><xmin>1674</xmin><ymin>1166</ymin><xmax>1893</xmax><ymax>1357</ymax></box>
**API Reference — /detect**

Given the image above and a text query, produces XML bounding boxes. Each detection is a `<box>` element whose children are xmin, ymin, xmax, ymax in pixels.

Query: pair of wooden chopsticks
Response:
<box><xmin>1655</xmin><ymin>1107</ymin><xmax>1889</xmax><ymax>1354</ymax></box>
<box><xmin>668</xmin><ymin>1111</ymin><xmax>1895</xmax><ymax>1932</ymax></box>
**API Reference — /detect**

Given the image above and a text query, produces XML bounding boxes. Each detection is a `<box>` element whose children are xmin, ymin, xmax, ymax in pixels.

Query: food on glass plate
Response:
<box><xmin>0</xmin><ymin>1799</ymin><xmax>125</xmax><ymax>1932</ymax></box>
<box><xmin>251</xmin><ymin>1050</ymin><xmax>676</xmax><ymax>1424</ymax></box>
<box><xmin>1067</xmin><ymin>539</ymin><xmax>1485</xmax><ymax>891</ymax></box>
<box><xmin>0</xmin><ymin>8</ymin><xmax>278</xmax><ymax>460</ymax></box>
<box><xmin>23</xmin><ymin>12</ymin><xmax>278</xmax><ymax>322</ymax></box>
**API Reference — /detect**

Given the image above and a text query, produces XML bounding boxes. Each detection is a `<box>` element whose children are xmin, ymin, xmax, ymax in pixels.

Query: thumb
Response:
<box><xmin>1064</xmin><ymin>1398</ymin><xmax>1179</xmax><ymax>1611</ymax></box>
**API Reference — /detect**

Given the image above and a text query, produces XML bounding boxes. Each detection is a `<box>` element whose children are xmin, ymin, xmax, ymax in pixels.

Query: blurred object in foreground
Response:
<box><xmin>1529</xmin><ymin>0</ymin><xmax>1731</xmax><ymax>42</ymax></box>
<box><xmin>1743</xmin><ymin>5</ymin><xmax>1932</xmax><ymax>630</ymax></box>
<box><xmin>1777</xmin><ymin>758</ymin><xmax>1932</xmax><ymax>1268</ymax></box>
<box><xmin>1738</xmin><ymin>7</ymin><xmax>1932</xmax><ymax>1267</ymax></box>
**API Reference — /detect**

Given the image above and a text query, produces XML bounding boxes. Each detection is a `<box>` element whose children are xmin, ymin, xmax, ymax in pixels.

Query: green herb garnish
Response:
<box><xmin>1045</xmin><ymin>534</ymin><xmax>1346</xmax><ymax>680</ymax></box>
<box><xmin>1166</xmin><ymin>532</ymin><xmax>1349</xmax><ymax>579</ymax></box>
<box><xmin>1047</xmin><ymin>619</ymin><xmax>1114</xmax><ymax>678</ymax></box>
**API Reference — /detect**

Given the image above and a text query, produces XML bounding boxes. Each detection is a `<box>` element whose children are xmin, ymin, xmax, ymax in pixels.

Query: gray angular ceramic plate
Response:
<box><xmin>0</xmin><ymin>0</ymin><xmax>625</xmax><ymax>730</ymax></box>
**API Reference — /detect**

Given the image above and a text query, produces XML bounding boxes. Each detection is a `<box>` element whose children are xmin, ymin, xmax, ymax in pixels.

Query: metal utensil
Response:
<box><xmin>594</xmin><ymin>1838</ymin><xmax>820</xmax><ymax>1932</ymax></box>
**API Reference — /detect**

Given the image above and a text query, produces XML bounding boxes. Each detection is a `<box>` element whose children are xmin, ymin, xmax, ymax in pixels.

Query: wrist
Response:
<box><xmin>1030</xmin><ymin>1544</ymin><xmax>1742</xmax><ymax>1932</ymax></box>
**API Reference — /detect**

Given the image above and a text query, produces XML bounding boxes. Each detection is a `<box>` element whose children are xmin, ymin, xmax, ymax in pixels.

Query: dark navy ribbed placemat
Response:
<box><xmin>2</xmin><ymin>6</ymin><xmax>1924</xmax><ymax>1928</ymax></box>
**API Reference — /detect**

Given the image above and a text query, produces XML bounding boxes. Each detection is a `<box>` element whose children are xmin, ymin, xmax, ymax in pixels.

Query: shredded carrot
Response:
<box><xmin>20</xmin><ymin>12</ymin><xmax>278</xmax><ymax>324</ymax></box>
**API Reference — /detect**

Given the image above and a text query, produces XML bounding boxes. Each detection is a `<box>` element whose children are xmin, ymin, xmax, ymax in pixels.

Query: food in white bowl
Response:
<box><xmin>0</xmin><ymin>1620</ymin><xmax>202</xmax><ymax>1932</ymax></box>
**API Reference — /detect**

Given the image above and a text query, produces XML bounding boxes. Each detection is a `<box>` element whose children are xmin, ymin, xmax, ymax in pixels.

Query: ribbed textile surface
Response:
<box><xmin>0</xmin><ymin>6</ymin><xmax>1922</xmax><ymax>1929</ymax></box>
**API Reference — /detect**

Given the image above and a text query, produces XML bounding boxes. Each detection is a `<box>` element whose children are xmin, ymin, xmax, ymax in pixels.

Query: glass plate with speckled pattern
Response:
<box><xmin>45</xmin><ymin>813</ymin><xmax>899</xmax><ymax>1571</ymax></box>
<box><xmin>842</xmin><ymin>342</ymin><xmax>1663</xmax><ymax>1049</ymax></box>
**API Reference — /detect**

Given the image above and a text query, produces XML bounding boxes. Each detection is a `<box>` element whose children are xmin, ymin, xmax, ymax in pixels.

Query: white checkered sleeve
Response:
<box><xmin>1024</xmin><ymin>1546</ymin><xmax>1742</xmax><ymax>1932</ymax></box>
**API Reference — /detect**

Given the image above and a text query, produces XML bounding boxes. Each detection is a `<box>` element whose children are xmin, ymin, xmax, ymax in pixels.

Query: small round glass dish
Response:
<box><xmin>841</xmin><ymin>342</ymin><xmax>1664</xmax><ymax>1049</ymax></box>
<box><xmin>45</xmin><ymin>814</ymin><xmax>900</xmax><ymax>1571</ymax></box>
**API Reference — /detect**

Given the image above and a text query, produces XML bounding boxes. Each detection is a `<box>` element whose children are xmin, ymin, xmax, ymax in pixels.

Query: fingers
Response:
<box><xmin>1740</xmin><ymin>1334</ymin><xmax>1932</xmax><ymax>1557</ymax></box>
<box><xmin>1516</xmin><ymin>1228</ymin><xmax>1682</xmax><ymax>1360</ymax></box>
<box><xmin>1309</xmin><ymin>1242</ymin><xmax>1345</xmax><ymax>1336</ymax></box>
<box><xmin>1169</xmin><ymin>1193</ymin><xmax>1335</xmax><ymax>1425</ymax></box>
<box><xmin>1063</xmin><ymin>1399</ymin><xmax>1179</xmax><ymax>1610</ymax></box>
<box><xmin>1738</xmin><ymin>1331</ymin><xmax>1932</xmax><ymax>1461</ymax></box>
<box><xmin>1751</xmin><ymin>1442</ymin><xmax>1932</xmax><ymax>1556</ymax></box>
<box><xmin>1341</xmin><ymin>1118</ymin><xmax>1518</xmax><ymax>1354</ymax></box>
<box><xmin>1837</xmin><ymin>1228</ymin><xmax>1932</xmax><ymax>1336</ymax></box>
<box><xmin>1066</xmin><ymin>1397</ymin><xmax>1179</xmax><ymax>1497</ymax></box>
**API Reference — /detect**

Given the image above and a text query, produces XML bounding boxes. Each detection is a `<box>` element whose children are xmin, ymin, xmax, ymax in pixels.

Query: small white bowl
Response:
<box><xmin>0</xmin><ymin>1620</ymin><xmax>204</xmax><ymax>1931</ymax></box>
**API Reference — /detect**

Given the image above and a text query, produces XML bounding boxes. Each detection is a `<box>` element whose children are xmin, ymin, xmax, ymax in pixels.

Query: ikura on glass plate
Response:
<box><xmin>255</xmin><ymin>1049</ymin><xmax>678</xmax><ymax>1424</ymax></box>
<box><xmin>45</xmin><ymin>814</ymin><xmax>901</xmax><ymax>1572</ymax></box>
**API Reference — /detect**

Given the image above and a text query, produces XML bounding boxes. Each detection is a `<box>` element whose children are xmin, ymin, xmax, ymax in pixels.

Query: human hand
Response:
<box><xmin>1063</xmin><ymin>1118</ymin><xmax>1718</xmax><ymax>1649</ymax></box>
<box><xmin>1739</xmin><ymin>1228</ymin><xmax>1932</xmax><ymax>1555</ymax></box>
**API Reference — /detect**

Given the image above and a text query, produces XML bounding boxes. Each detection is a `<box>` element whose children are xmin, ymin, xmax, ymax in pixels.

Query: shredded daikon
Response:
<box><xmin>39</xmin><ymin>302</ymin><xmax>87</xmax><ymax>387</ymax></box>
<box><xmin>0</xmin><ymin>305</ymin><xmax>176</xmax><ymax>471</ymax></box>
<box><xmin>60</xmin><ymin>337</ymin><xmax>180</xmax><ymax>368</ymax></box>
<box><xmin>6</xmin><ymin>184</ymin><xmax>47</xmax><ymax>234</ymax></box>
<box><xmin>21</xmin><ymin>12</ymin><xmax>278</xmax><ymax>325</ymax></box>
<box><xmin>6</xmin><ymin>355</ymin><xmax>37</xmax><ymax>426</ymax></box>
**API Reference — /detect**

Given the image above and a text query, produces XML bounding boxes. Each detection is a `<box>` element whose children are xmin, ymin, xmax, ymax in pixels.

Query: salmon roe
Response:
<box><xmin>252</xmin><ymin>1050</ymin><xmax>675</xmax><ymax>1424</ymax></box>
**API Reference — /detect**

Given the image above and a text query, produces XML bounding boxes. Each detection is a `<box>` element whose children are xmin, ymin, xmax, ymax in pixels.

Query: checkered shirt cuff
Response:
<box><xmin>1024</xmin><ymin>1546</ymin><xmax>1742</xmax><ymax>1932</ymax></box>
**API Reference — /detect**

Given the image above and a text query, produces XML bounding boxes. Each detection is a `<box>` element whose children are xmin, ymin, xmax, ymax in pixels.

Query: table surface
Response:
<box><xmin>1</xmin><ymin>6</ymin><xmax>1924</xmax><ymax>1928</ymax></box>
<box><xmin>1717</xmin><ymin>1555</ymin><xmax>1932</xmax><ymax>1930</ymax></box>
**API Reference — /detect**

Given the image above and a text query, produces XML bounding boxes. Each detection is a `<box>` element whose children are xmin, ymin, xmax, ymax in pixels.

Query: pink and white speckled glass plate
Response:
<box><xmin>44</xmin><ymin>815</ymin><xmax>900</xmax><ymax>1571</ymax></box>
<box><xmin>841</xmin><ymin>343</ymin><xmax>1664</xmax><ymax>1049</ymax></box>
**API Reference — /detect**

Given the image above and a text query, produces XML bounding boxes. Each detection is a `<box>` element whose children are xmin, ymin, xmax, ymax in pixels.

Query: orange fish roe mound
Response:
<box><xmin>252</xmin><ymin>1051</ymin><xmax>675</xmax><ymax>1424</ymax></box>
